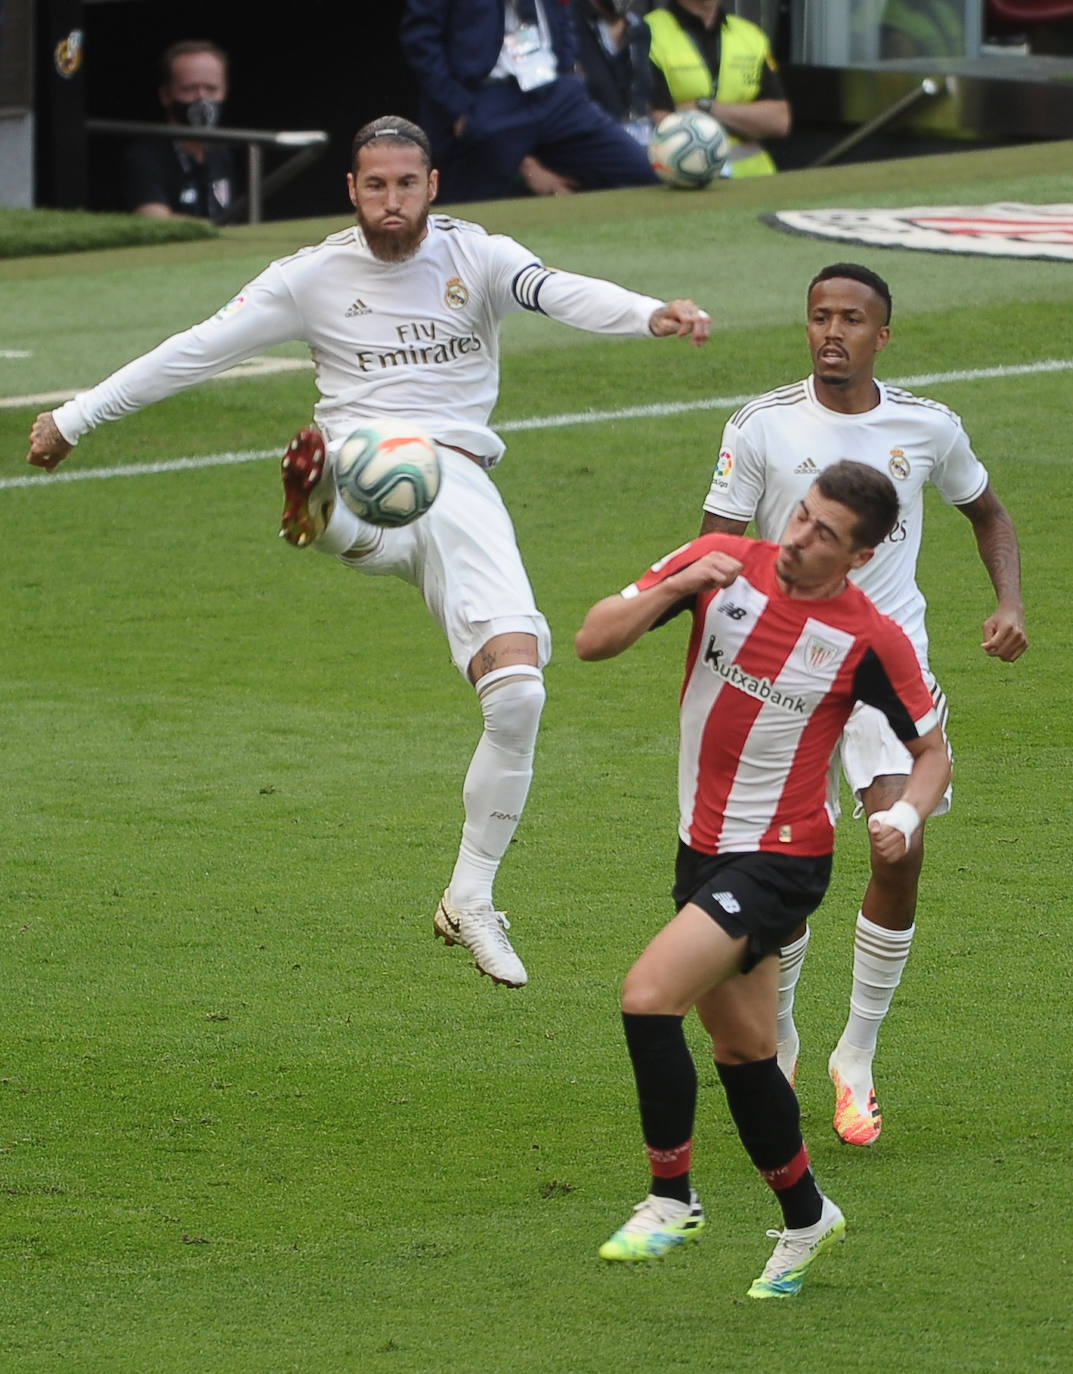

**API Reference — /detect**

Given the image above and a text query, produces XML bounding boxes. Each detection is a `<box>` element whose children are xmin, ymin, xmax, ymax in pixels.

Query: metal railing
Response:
<box><xmin>810</xmin><ymin>77</ymin><xmax>950</xmax><ymax>167</ymax></box>
<box><xmin>85</xmin><ymin>119</ymin><xmax>330</xmax><ymax>224</ymax></box>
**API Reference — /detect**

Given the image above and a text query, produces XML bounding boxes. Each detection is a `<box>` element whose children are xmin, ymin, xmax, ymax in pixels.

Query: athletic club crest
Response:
<box><xmin>805</xmin><ymin>636</ymin><xmax>839</xmax><ymax>673</ymax></box>
<box><xmin>444</xmin><ymin>277</ymin><xmax>469</xmax><ymax>309</ymax></box>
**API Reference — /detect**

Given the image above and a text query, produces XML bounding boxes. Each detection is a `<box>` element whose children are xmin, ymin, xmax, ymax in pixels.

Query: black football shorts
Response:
<box><xmin>672</xmin><ymin>842</ymin><xmax>833</xmax><ymax>973</ymax></box>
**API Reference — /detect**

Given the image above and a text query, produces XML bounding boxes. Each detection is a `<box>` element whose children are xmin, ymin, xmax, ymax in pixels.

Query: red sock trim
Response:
<box><xmin>759</xmin><ymin>1143</ymin><xmax>810</xmax><ymax>1191</ymax></box>
<box><xmin>646</xmin><ymin>1140</ymin><xmax>692</xmax><ymax>1179</ymax></box>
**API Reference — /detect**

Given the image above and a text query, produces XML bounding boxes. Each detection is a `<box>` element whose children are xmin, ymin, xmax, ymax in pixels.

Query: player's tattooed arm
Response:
<box><xmin>956</xmin><ymin>484</ymin><xmax>1027</xmax><ymax>662</ymax></box>
<box><xmin>27</xmin><ymin>412</ymin><xmax>74</xmax><ymax>472</ymax></box>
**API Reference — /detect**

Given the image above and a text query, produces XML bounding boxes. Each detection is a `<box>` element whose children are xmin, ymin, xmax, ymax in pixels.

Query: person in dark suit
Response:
<box><xmin>572</xmin><ymin>0</ymin><xmax>653</xmax><ymax>144</ymax></box>
<box><xmin>400</xmin><ymin>0</ymin><xmax>657</xmax><ymax>202</ymax></box>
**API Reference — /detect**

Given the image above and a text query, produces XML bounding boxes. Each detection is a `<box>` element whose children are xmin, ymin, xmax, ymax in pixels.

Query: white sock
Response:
<box><xmin>315</xmin><ymin>493</ymin><xmax>381</xmax><ymax>557</ymax></box>
<box><xmin>448</xmin><ymin>666</ymin><xmax>545</xmax><ymax>911</ymax></box>
<box><xmin>839</xmin><ymin>912</ymin><xmax>916</xmax><ymax>1058</ymax></box>
<box><xmin>776</xmin><ymin>928</ymin><xmax>811</xmax><ymax>1072</ymax></box>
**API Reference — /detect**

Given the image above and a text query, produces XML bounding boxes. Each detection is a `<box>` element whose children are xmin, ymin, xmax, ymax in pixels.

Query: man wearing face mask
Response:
<box><xmin>121</xmin><ymin>40</ymin><xmax>234</xmax><ymax>221</ymax></box>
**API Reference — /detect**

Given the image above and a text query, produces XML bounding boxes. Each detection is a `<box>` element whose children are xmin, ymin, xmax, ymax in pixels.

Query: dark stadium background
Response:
<box><xmin>78</xmin><ymin>0</ymin><xmax>418</xmax><ymax>220</ymax></box>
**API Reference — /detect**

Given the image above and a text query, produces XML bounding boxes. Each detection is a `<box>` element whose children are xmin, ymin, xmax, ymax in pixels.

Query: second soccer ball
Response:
<box><xmin>648</xmin><ymin>111</ymin><xmax>730</xmax><ymax>189</ymax></box>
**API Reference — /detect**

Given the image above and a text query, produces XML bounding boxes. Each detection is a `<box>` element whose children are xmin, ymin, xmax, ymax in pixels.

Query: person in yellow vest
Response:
<box><xmin>646</xmin><ymin>1</ymin><xmax>791</xmax><ymax>176</ymax></box>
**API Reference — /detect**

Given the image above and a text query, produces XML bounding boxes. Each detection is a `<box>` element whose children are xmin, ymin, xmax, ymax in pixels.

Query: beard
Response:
<box><xmin>358</xmin><ymin>205</ymin><xmax>430</xmax><ymax>263</ymax></box>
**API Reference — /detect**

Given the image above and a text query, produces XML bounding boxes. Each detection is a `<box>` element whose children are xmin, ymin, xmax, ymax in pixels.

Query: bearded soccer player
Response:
<box><xmin>576</xmin><ymin>461</ymin><xmax>951</xmax><ymax>1297</ymax></box>
<box><xmin>700</xmin><ymin>263</ymin><xmax>1026</xmax><ymax>1145</ymax></box>
<box><xmin>27</xmin><ymin>115</ymin><xmax>712</xmax><ymax>991</ymax></box>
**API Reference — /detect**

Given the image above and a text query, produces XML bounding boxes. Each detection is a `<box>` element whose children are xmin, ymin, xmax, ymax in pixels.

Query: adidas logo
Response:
<box><xmin>794</xmin><ymin>458</ymin><xmax>820</xmax><ymax>475</ymax></box>
<box><xmin>345</xmin><ymin>298</ymin><xmax>371</xmax><ymax>317</ymax></box>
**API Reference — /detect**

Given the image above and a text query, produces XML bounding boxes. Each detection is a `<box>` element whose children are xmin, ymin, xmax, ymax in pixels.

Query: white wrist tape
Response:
<box><xmin>867</xmin><ymin>799</ymin><xmax>922</xmax><ymax>852</ymax></box>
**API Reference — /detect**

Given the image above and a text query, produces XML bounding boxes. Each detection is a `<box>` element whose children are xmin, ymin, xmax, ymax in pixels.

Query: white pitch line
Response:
<box><xmin>3</xmin><ymin>356</ymin><xmax>1071</xmax><ymax>493</ymax></box>
<box><xmin>0</xmin><ymin>355</ymin><xmax>311</xmax><ymax>411</ymax></box>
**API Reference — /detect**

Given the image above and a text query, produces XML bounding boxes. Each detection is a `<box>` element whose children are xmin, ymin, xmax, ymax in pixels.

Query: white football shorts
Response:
<box><xmin>830</xmin><ymin>669</ymin><xmax>953</xmax><ymax>821</ymax></box>
<box><xmin>336</xmin><ymin>444</ymin><xmax>551</xmax><ymax>678</ymax></box>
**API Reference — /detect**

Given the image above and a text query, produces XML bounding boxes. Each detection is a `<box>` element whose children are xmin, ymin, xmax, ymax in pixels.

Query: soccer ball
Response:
<box><xmin>334</xmin><ymin>420</ymin><xmax>441</xmax><ymax>527</ymax></box>
<box><xmin>648</xmin><ymin>111</ymin><xmax>730</xmax><ymax>189</ymax></box>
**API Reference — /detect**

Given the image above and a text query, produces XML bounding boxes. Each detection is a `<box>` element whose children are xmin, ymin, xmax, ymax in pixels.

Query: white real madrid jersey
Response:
<box><xmin>702</xmin><ymin>376</ymin><xmax>989</xmax><ymax>664</ymax></box>
<box><xmin>53</xmin><ymin>215</ymin><xmax>663</xmax><ymax>466</ymax></box>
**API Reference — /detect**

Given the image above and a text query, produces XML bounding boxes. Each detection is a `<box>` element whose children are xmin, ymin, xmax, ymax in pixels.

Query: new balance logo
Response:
<box><xmin>711</xmin><ymin>891</ymin><xmax>741</xmax><ymax>914</ymax></box>
<box><xmin>794</xmin><ymin>458</ymin><xmax>820</xmax><ymax>475</ymax></box>
<box><xmin>345</xmin><ymin>298</ymin><xmax>371</xmax><ymax>317</ymax></box>
<box><xmin>720</xmin><ymin>602</ymin><xmax>748</xmax><ymax>620</ymax></box>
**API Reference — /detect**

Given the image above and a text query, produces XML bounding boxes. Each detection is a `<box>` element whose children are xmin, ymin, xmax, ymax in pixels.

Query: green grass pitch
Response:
<box><xmin>2</xmin><ymin>142</ymin><xmax>1072</xmax><ymax>1372</ymax></box>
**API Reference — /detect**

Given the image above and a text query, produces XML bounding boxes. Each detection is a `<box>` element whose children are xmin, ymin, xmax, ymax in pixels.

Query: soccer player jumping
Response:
<box><xmin>26</xmin><ymin>115</ymin><xmax>712</xmax><ymax>991</ymax></box>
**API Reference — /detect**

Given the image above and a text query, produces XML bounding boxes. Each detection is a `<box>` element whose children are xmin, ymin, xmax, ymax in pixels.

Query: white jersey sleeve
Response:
<box><xmin>506</xmin><ymin>256</ymin><xmax>663</xmax><ymax>337</ymax></box>
<box><xmin>51</xmin><ymin>263</ymin><xmax>304</xmax><ymax>444</ymax></box>
<box><xmin>926</xmin><ymin>408</ymin><xmax>989</xmax><ymax>507</ymax></box>
<box><xmin>703</xmin><ymin>414</ymin><xmax>766</xmax><ymax>520</ymax></box>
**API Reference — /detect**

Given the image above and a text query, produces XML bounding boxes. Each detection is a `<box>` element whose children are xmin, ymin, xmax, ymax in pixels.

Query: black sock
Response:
<box><xmin>622</xmin><ymin>1011</ymin><xmax>696</xmax><ymax>1204</ymax></box>
<box><xmin>716</xmin><ymin>1056</ymin><xmax>822</xmax><ymax>1229</ymax></box>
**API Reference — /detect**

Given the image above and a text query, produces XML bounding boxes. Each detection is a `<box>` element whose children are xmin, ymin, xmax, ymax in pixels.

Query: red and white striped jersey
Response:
<box><xmin>629</xmin><ymin>534</ymin><xmax>938</xmax><ymax>857</ymax></box>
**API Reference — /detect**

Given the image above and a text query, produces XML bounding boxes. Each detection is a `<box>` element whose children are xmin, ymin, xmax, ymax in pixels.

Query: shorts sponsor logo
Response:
<box><xmin>710</xmin><ymin>890</ymin><xmax>741</xmax><ymax>914</ymax></box>
<box><xmin>765</xmin><ymin>203</ymin><xmax>1073</xmax><ymax>263</ymax></box>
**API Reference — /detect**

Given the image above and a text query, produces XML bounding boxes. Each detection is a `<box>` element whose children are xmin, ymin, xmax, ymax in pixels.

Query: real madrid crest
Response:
<box><xmin>888</xmin><ymin>448</ymin><xmax>911</xmax><ymax>481</ymax></box>
<box><xmin>444</xmin><ymin>277</ymin><xmax>469</xmax><ymax>309</ymax></box>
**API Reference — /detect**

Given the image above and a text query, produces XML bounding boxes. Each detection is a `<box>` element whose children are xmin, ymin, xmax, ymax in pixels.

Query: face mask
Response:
<box><xmin>170</xmin><ymin>97</ymin><xmax>223</xmax><ymax>129</ymax></box>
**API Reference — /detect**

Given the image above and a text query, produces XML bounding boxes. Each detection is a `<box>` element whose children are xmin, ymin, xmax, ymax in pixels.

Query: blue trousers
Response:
<box><xmin>429</xmin><ymin>73</ymin><xmax>657</xmax><ymax>204</ymax></box>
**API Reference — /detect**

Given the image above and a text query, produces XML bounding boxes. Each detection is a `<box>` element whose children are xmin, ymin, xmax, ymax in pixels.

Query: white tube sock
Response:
<box><xmin>448</xmin><ymin>666</ymin><xmax>545</xmax><ymax>911</ymax></box>
<box><xmin>841</xmin><ymin>911</ymin><xmax>916</xmax><ymax>1056</ymax></box>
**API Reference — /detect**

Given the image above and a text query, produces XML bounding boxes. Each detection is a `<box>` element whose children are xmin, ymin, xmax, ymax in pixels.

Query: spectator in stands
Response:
<box><xmin>122</xmin><ymin>40</ymin><xmax>235</xmax><ymax>221</ymax></box>
<box><xmin>646</xmin><ymin>1</ymin><xmax>790</xmax><ymax>176</ymax></box>
<box><xmin>572</xmin><ymin>0</ymin><xmax>654</xmax><ymax>146</ymax></box>
<box><xmin>400</xmin><ymin>0</ymin><xmax>658</xmax><ymax>202</ymax></box>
